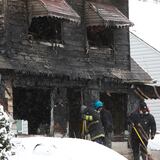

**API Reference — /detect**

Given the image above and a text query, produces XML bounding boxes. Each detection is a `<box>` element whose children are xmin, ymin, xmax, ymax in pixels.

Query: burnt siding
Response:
<box><xmin>65</xmin><ymin>0</ymin><xmax>131</xmax><ymax>70</ymax></box>
<box><xmin>66</xmin><ymin>0</ymin><xmax>83</xmax><ymax>15</ymax></box>
<box><xmin>114</xmin><ymin>0</ymin><xmax>130</xmax><ymax>70</ymax></box>
<box><xmin>63</xmin><ymin>23</ymin><xmax>84</xmax><ymax>52</ymax></box>
<box><xmin>0</xmin><ymin>0</ymin><xmax>5</xmax><ymax>52</ymax></box>
<box><xmin>114</xmin><ymin>29</ymin><xmax>130</xmax><ymax>70</ymax></box>
<box><xmin>5</xmin><ymin>0</ymin><xmax>130</xmax><ymax>76</ymax></box>
<box><xmin>0</xmin><ymin>15</ymin><xmax>5</xmax><ymax>49</ymax></box>
<box><xmin>6</xmin><ymin>0</ymin><xmax>27</xmax><ymax>43</ymax></box>
<box><xmin>0</xmin><ymin>0</ymin><xmax>3</xmax><ymax>14</ymax></box>
<box><xmin>115</xmin><ymin>0</ymin><xmax>129</xmax><ymax>17</ymax></box>
<box><xmin>5</xmin><ymin>0</ymin><xmax>57</xmax><ymax>72</ymax></box>
<box><xmin>6</xmin><ymin>0</ymin><xmax>85</xmax><ymax>62</ymax></box>
<box><xmin>111</xmin><ymin>0</ymin><xmax>130</xmax><ymax>70</ymax></box>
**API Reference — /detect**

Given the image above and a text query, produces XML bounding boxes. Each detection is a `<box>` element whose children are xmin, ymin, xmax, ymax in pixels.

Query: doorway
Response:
<box><xmin>13</xmin><ymin>88</ymin><xmax>51</xmax><ymax>135</ymax></box>
<box><xmin>67</xmin><ymin>88</ymin><xmax>81</xmax><ymax>138</ymax></box>
<box><xmin>100</xmin><ymin>93</ymin><xmax>128</xmax><ymax>137</ymax></box>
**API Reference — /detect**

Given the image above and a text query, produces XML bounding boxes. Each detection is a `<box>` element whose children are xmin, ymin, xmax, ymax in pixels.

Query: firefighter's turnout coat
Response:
<box><xmin>81</xmin><ymin>107</ymin><xmax>105</xmax><ymax>141</ymax></box>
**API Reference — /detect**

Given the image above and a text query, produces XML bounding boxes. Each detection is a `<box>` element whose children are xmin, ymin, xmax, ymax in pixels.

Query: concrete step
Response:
<box><xmin>112</xmin><ymin>142</ymin><xmax>133</xmax><ymax>160</ymax></box>
<box><xmin>112</xmin><ymin>142</ymin><xmax>160</xmax><ymax>160</ymax></box>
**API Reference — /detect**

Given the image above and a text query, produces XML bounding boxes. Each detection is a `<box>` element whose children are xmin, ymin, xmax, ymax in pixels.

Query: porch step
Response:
<box><xmin>112</xmin><ymin>142</ymin><xmax>133</xmax><ymax>160</ymax></box>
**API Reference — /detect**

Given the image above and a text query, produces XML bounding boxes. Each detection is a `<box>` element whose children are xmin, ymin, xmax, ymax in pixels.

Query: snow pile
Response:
<box><xmin>148</xmin><ymin>133</ymin><xmax>160</xmax><ymax>150</ymax></box>
<box><xmin>5</xmin><ymin>132</ymin><xmax>160</xmax><ymax>160</ymax></box>
<box><xmin>9</xmin><ymin>137</ymin><xmax>128</xmax><ymax>160</ymax></box>
<box><xmin>0</xmin><ymin>105</ymin><xmax>13</xmax><ymax>159</ymax></box>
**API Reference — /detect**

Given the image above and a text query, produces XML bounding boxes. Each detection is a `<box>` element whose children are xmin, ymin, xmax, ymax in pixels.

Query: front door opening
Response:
<box><xmin>100</xmin><ymin>92</ymin><xmax>128</xmax><ymax>140</ymax></box>
<box><xmin>13</xmin><ymin>88</ymin><xmax>51</xmax><ymax>135</ymax></box>
<box><xmin>67</xmin><ymin>88</ymin><xmax>81</xmax><ymax>138</ymax></box>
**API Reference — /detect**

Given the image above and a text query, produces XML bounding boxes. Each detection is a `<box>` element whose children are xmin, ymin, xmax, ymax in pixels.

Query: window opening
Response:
<box><xmin>28</xmin><ymin>16</ymin><xmax>62</xmax><ymax>44</ymax></box>
<box><xmin>87</xmin><ymin>26</ymin><xmax>113</xmax><ymax>48</ymax></box>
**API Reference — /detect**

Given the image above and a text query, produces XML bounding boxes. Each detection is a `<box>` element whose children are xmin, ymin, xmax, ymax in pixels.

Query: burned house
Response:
<box><xmin>0</xmin><ymin>0</ymin><xmax>153</xmax><ymax>139</ymax></box>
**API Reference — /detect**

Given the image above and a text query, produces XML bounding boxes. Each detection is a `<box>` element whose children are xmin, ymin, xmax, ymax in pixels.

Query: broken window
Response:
<box><xmin>87</xmin><ymin>26</ymin><xmax>114</xmax><ymax>48</ymax></box>
<box><xmin>28</xmin><ymin>17</ymin><xmax>62</xmax><ymax>43</ymax></box>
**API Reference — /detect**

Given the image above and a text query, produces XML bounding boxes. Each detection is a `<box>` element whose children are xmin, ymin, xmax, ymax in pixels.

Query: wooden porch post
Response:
<box><xmin>50</xmin><ymin>87</ymin><xmax>68</xmax><ymax>137</ymax></box>
<box><xmin>50</xmin><ymin>88</ymin><xmax>56</xmax><ymax>136</ymax></box>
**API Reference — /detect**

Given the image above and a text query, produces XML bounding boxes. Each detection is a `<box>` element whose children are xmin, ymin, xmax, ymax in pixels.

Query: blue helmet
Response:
<box><xmin>94</xmin><ymin>100</ymin><xmax>103</xmax><ymax>109</ymax></box>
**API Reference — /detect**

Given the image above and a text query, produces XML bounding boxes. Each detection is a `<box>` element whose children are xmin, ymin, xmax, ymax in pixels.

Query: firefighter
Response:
<box><xmin>128</xmin><ymin>101</ymin><xmax>156</xmax><ymax>160</ymax></box>
<box><xmin>81</xmin><ymin>105</ymin><xmax>105</xmax><ymax>145</ymax></box>
<box><xmin>94</xmin><ymin>100</ymin><xmax>113</xmax><ymax>148</ymax></box>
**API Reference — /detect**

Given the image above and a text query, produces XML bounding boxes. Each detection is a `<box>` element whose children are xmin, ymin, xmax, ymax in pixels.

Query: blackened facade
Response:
<box><xmin>0</xmin><ymin>0</ymin><xmax>152</xmax><ymax>139</ymax></box>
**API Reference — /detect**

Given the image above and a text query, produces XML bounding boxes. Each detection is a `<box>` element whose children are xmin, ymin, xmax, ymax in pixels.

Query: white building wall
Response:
<box><xmin>130</xmin><ymin>32</ymin><xmax>160</xmax><ymax>131</ymax></box>
<box><xmin>145</xmin><ymin>99</ymin><xmax>160</xmax><ymax>132</ymax></box>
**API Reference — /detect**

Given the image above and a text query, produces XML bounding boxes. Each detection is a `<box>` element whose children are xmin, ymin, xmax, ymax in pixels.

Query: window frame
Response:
<box><xmin>86</xmin><ymin>26</ymin><xmax>114</xmax><ymax>49</ymax></box>
<box><xmin>28</xmin><ymin>16</ymin><xmax>63</xmax><ymax>45</ymax></box>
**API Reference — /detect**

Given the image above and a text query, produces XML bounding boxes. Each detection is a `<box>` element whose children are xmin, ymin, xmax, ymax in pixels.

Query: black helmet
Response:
<box><xmin>139</xmin><ymin>101</ymin><xmax>147</xmax><ymax>110</ymax></box>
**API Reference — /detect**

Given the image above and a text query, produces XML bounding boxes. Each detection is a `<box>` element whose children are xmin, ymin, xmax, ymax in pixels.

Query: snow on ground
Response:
<box><xmin>7</xmin><ymin>132</ymin><xmax>160</xmax><ymax>160</ymax></box>
<box><xmin>148</xmin><ymin>132</ymin><xmax>160</xmax><ymax>150</ymax></box>
<box><xmin>8</xmin><ymin>136</ymin><xmax>128</xmax><ymax>160</ymax></box>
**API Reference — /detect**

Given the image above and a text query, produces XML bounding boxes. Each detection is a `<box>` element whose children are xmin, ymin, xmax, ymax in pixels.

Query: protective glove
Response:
<box><xmin>151</xmin><ymin>135</ymin><xmax>155</xmax><ymax>140</ymax></box>
<box><xmin>137</xmin><ymin>123</ymin><xmax>141</xmax><ymax>127</ymax></box>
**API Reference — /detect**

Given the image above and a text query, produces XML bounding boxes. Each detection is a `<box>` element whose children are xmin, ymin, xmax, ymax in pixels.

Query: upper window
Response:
<box><xmin>87</xmin><ymin>26</ymin><xmax>113</xmax><ymax>48</ymax></box>
<box><xmin>28</xmin><ymin>17</ymin><xmax>62</xmax><ymax>43</ymax></box>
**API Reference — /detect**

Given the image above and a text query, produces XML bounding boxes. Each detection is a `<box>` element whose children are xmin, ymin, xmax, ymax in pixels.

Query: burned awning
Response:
<box><xmin>28</xmin><ymin>0</ymin><xmax>80</xmax><ymax>23</ymax></box>
<box><xmin>85</xmin><ymin>2</ymin><xmax>133</xmax><ymax>28</ymax></box>
<box><xmin>131</xmin><ymin>84</ymin><xmax>160</xmax><ymax>99</ymax></box>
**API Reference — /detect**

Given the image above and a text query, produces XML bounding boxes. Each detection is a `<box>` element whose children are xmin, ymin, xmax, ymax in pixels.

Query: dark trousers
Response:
<box><xmin>93</xmin><ymin>137</ymin><xmax>105</xmax><ymax>146</ymax></box>
<box><xmin>131</xmin><ymin>137</ymin><xmax>148</xmax><ymax>160</ymax></box>
<box><xmin>105</xmin><ymin>132</ymin><xmax>112</xmax><ymax>148</ymax></box>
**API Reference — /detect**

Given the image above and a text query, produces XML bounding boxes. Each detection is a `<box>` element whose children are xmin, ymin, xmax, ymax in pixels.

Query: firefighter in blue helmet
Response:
<box><xmin>94</xmin><ymin>100</ymin><xmax>113</xmax><ymax>148</ymax></box>
<box><xmin>81</xmin><ymin>104</ymin><xmax>105</xmax><ymax>145</ymax></box>
<box><xmin>94</xmin><ymin>100</ymin><xmax>103</xmax><ymax>109</ymax></box>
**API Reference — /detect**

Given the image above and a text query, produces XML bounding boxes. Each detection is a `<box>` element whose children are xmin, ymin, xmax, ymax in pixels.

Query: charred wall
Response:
<box><xmin>2</xmin><ymin>0</ymin><xmax>133</xmax><ymax>103</ymax></box>
<box><xmin>114</xmin><ymin>0</ymin><xmax>131</xmax><ymax>70</ymax></box>
<box><xmin>67</xmin><ymin>0</ymin><xmax>131</xmax><ymax>70</ymax></box>
<box><xmin>0</xmin><ymin>0</ymin><xmax>6</xmax><ymax>52</ymax></box>
<box><xmin>1</xmin><ymin>0</ymin><xmax>135</xmax><ymax>137</ymax></box>
<box><xmin>4</xmin><ymin>0</ymin><xmax>131</xmax><ymax>76</ymax></box>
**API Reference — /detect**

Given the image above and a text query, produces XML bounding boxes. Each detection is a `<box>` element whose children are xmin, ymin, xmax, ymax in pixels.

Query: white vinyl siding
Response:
<box><xmin>130</xmin><ymin>32</ymin><xmax>160</xmax><ymax>131</ymax></box>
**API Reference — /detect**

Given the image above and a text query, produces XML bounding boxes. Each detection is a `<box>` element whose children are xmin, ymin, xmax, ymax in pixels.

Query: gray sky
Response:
<box><xmin>129</xmin><ymin>0</ymin><xmax>160</xmax><ymax>51</ymax></box>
